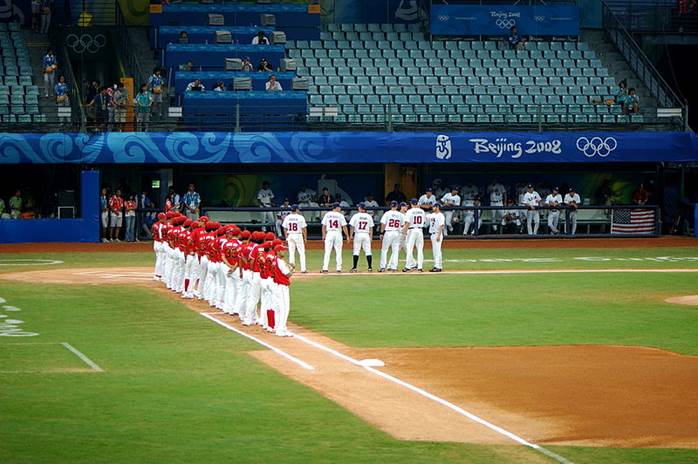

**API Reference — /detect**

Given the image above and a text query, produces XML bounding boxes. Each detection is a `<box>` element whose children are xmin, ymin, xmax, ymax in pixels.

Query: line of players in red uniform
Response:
<box><xmin>150</xmin><ymin>211</ymin><xmax>293</xmax><ymax>337</ymax></box>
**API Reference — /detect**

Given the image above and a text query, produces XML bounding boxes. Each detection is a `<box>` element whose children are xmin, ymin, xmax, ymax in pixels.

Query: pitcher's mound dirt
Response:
<box><xmin>357</xmin><ymin>345</ymin><xmax>698</xmax><ymax>448</ymax></box>
<box><xmin>665</xmin><ymin>295</ymin><xmax>698</xmax><ymax>306</ymax></box>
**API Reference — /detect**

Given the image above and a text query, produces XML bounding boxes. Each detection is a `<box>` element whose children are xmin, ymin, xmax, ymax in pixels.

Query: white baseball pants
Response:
<box><xmin>352</xmin><ymin>234</ymin><xmax>372</xmax><ymax>256</ymax></box>
<box><xmin>380</xmin><ymin>230</ymin><xmax>401</xmax><ymax>270</ymax></box>
<box><xmin>548</xmin><ymin>210</ymin><xmax>560</xmax><ymax>234</ymax></box>
<box><xmin>431</xmin><ymin>233</ymin><xmax>443</xmax><ymax>269</ymax></box>
<box><xmin>405</xmin><ymin>229</ymin><xmax>424</xmax><ymax>270</ymax></box>
<box><xmin>526</xmin><ymin>210</ymin><xmax>540</xmax><ymax>235</ymax></box>
<box><xmin>322</xmin><ymin>232</ymin><xmax>343</xmax><ymax>271</ymax></box>
<box><xmin>287</xmin><ymin>234</ymin><xmax>306</xmax><ymax>272</ymax></box>
<box><xmin>273</xmin><ymin>283</ymin><xmax>290</xmax><ymax>336</ymax></box>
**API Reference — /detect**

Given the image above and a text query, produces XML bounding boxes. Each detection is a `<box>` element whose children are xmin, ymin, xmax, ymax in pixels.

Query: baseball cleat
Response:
<box><xmin>378</xmin><ymin>268</ymin><xmax>385</xmax><ymax>273</ymax></box>
<box><xmin>321</xmin><ymin>270</ymin><xmax>328</xmax><ymax>274</ymax></box>
<box><xmin>336</xmin><ymin>270</ymin><xmax>342</xmax><ymax>273</ymax></box>
<box><xmin>418</xmin><ymin>268</ymin><xmax>423</xmax><ymax>272</ymax></box>
<box><xmin>402</xmin><ymin>267</ymin><xmax>412</xmax><ymax>273</ymax></box>
<box><xmin>367</xmin><ymin>268</ymin><xmax>373</xmax><ymax>272</ymax></box>
<box><xmin>350</xmin><ymin>268</ymin><xmax>357</xmax><ymax>273</ymax></box>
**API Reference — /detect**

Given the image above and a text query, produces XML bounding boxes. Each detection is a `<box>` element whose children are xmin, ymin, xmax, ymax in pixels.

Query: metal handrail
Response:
<box><xmin>115</xmin><ymin>2</ymin><xmax>148</xmax><ymax>87</ymax></box>
<box><xmin>601</xmin><ymin>1</ymin><xmax>688</xmax><ymax>129</ymax></box>
<box><xmin>60</xmin><ymin>44</ymin><xmax>87</xmax><ymax>131</ymax></box>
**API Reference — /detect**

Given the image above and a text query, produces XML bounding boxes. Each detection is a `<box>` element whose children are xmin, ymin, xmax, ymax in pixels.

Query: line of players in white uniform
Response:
<box><xmin>281</xmin><ymin>200</ymin><xmax>447</xmax><ymax>273</ymax></box>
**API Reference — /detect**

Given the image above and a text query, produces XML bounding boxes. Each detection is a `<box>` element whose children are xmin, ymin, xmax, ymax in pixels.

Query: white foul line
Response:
<box><xmin>200</xmin><ymin>313</ymin><xmax>314</xmax><ymax>371</ymax></box>
<box><xmin>290</xmin><ymin>332</ymin><xmax>573</xmax><ymax>464</ymax></box>
<box><xmin>61</xmin><ymin>342</ymin><xmax>104</xmax><ymax>372</ymax></box>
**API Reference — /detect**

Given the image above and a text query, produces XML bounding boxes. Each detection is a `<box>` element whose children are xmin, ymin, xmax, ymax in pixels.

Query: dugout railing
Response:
<box><xmin>188</xmin><ymin>204</ymin><xmax>661</xmax><ymax>239</ymax></box>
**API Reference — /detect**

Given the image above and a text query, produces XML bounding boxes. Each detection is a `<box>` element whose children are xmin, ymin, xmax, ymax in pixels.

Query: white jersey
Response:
<box><xmin>418</xmin><ymin>194</ymin><xmax>436</xmax><ymax>207</ymax></box>
<box><xmin>545</xmin><ymin>194</ymin><xmax>563</xmax><ymax>207</ymax></box>
<box><xmin>322</xmin><ymin>211</ymin><xmax>347</xmax><ymax>232</ymax></box>
<box><xmin>282</xmin><ymin>213</ymin><xmax>307</xmax><ymax>235</ymax></box>
<box><xmin>404</xmin><ymin>207</ymin><xmax>426</xmax><ymax>229</ymax></box>
<box><xmin>564</xmin><ymin>193</ymin><xmax>581</xmax><ymax>205</ymax></box>
<box><xmin>522</xmin><ymin>191</ymin><xmax>541</xmax><ymax>207</ymax></box>
<box><xmin>428</xmin><ymin>212</ymin><xmax>445</xmax><ymax>234</ymax></box>
<box><xmin>441</xmin><ymin>193</ymin><xmax>461</xmax><ymax>207</ymax></box>
<box><xmin>257</xmin><ymin>188</ymin><xmax>274</xmax><ymax>206</ymax></box>
<box><xmin>462</xmin><ymin>184</ymin><xmax>478</xmax><ymax>200</ymax></box>
<box><xmin>380</xmin><ymin>210</ymin><xmax>405</xmax><ymax>232</ymax></box>
<box><xmin>349</xmin><ymin>212</ymin><xmax>374</xmax><ymax>235</ymax></box>
<box><xmin>277</xmin><ymin>206</ymin><xmax>292</xmax><ymax>220</ymax></box>
<box><xmin>363</xmin><ymin>200</ymin><xmax>379</xmax><ymax>217</ymax></box>
<box><xmin>488</xmin><ymin>183</ymin><xmax>506</xmax><ymax>204</ymax></box>
<box><xmin>297</xmin><ymin>189</ymin><xmax>315</xmax><ymax>203</ymax></box>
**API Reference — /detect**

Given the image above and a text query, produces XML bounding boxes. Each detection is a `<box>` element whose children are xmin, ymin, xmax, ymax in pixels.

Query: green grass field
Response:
<box><xmin>1</xmin><ymin>244</ymin><xmax>697</xmax><ymax>463</ymax></box>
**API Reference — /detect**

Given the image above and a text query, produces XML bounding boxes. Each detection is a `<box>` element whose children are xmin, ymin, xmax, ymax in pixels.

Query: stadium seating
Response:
<box><xmin>0</xmin><ymin>23</ymin><xmax>45</xmax><ymax>124</ymax></box>
<box><xmin>290</xmin><ymin>23</ymin><xmax>629</xmax><ymax>125</ymax></box>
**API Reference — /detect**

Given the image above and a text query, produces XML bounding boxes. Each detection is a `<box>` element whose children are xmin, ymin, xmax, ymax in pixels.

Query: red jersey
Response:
<box><xmin>260</xmin><ymin>251</ymin><xmax>275</xmax><ymax>279</ymax></box>
<box><xmin>178</xmin><ymin>230</ymin><xmax>193</xmax><ymax>254</ymax></box>
<box><xmin>237</xmin><ymin>242</ymin><xmax>250</xmax><ymax>270</ymax></box>
<box><xmin>109</xmin><ymin>195</ymin><xmax>124</xmax><ymax>213</ymax></box>
<box><xmin>272</xmin><ymin>257</ymin><xmax>291</xmax><ymax>286</ymax></box>
<box><xmin>249</xmin><ymin>244</ymin><xmax>264</xmax><ymax>272</ymax></box>
<box><xmin>209</xmin><ymin>237</ymin><xmax>226</xmax><ymax>263</ymax></box>
<box><xmin>222</xmin><ymin>239</ymin><xmax>240</xmax><ymax>267</ymax></box>
<box><xmin>152</xmin><ymin>222</ymin><xmax>166</xmax><ymax>241</ymax></box>
<box><xmin>169</xmin><ymin>226</ymin><xmax>183</xmax><ymax>248</ymax></box>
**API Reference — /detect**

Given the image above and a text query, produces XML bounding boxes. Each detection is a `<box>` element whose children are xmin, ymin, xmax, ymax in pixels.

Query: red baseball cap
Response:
<box><xmin>274</xmin><ymin>245</ymin><xmax>287</xmax><ymax>253</ymax></box>
<box><xmin>241</xmin><ymin>230</ymin><xmax>251</xmax><ymax>239</ymax></box>
<box><xmin>198</xmin><ymin>216</ymin><xmax>209</xmax><ymax>223</ymax></box>
<box><xmin>272</xmin><ymin>238</ymin><xmax>282</xmax><ymax>246</ymax></box>
<box><xmin>157</xmin><ymin>212</ymin><xmax>166</xmax><ymax>220</ymax></box>
<box><xmin>183</xmin><ymin>219</ymin><xmax>192</xmax><ymax>227</ymax></box>
<box><xmin>265</xmin><ymin>232</ymin><xmax>276</xmax><ymax>241</ymax></box>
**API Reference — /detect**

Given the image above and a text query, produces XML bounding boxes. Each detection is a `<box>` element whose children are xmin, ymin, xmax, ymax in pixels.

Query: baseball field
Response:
<box><xmin>1</xmin><ymin>237</ymin><xmax>697</xmax><ymax>464</ymax></box>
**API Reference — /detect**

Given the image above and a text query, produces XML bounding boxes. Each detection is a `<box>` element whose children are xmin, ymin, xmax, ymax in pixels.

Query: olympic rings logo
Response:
<box><xmin>66</xmin><ymin>34</ymin><xmax>107</xmax><ymax>54</ymax></box>
<box><xmin>495</xmin><ymin>18</ymin><xmax>516</xmax><ymax>29</ymax></box>
<box><xmin>575</xmin><ymin>137</ymin><xmax>618</xmax><ymax>157</ymax></box>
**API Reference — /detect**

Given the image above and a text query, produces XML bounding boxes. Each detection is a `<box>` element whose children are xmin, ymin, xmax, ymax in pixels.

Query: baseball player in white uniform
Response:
<box><xmin>440</xmin><ymin>187</ymin><xmax>461</xmax><ymax>235</ymax></box>
<box><xmin>348</xmin><ymin>203</ymin><xmax>374</xmax><ymax>272</ymax></box>
<box><xmin>545</xmin><ymin>186</ymin><xmax>563</xmax><ymax>235</ymax></box>
<box><xmin>564</xmin><ymin>187</ymin><xmax>581</xmax><ymax>235</ymax></box>
<box><xmin>321</xmin><ymin>202</ymin><xmax>349</xmax><ymax>273</ymax></box>
<box><xmin>282</xmin><ymin>204</ymin><xmax>308</xmax><ymax>273</ymax></box>
<box><xmin>488</xmin><ymin>180</ymin><xmax>506</xmax><ymax>231</ymax></box>
<box><xmin>379</xmin><ymin>201</ymin><xmax>404</xmax><ymax>272</ymax></box>
<box><xmin>462</xmin><ymin>182</ymin><xmax>479</xmax><ymax>201</ymax></box>
<box><xmin>402</xmin><ymin>198</ymin><xmax>426</xmax><ymax>272</ymax></box>
<box><xmin>463</xmin><ymin>196</ymin><xmax>482</xmax><ymax>235</ymax></box>
<box><xmin>428</xmin><ymin>203</ymin><xmax>445</xmax><ymax>272</ymax></box>
<box><xmin>257</xmin><ymin>181</ymin><xmax>275</xmax><ymax>231</ymax></box>
<box><xmin>276</xmin><ymin>198</ymin><xmax>291</xmax><ymax>237</ymax></box>
<box><xmin>418</xmin><ymin>188</ymin><xmax>436</xmax><ymax>211</ymax></box>
<box><xmin>523</xmin><ymin>184</ymin><xmax>542</xmax><ymax>235</ymax></box>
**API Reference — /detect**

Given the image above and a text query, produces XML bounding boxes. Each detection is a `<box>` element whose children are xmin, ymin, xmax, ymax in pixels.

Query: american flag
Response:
<box><xmin>611</xmin><ymin>209</ymin><xmax>656</xmax><ymax>234</ymax></box>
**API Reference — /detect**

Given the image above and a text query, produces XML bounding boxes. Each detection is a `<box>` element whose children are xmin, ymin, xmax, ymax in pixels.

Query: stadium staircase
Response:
<box><xmin>24</xmin><ymin>29</ymin><xmax>58</xmax><ymax>124</ymax></box>
<box><xmin>290</xmin><ymin>23</ymin><xmax>646</xmax><ymax>127</ymax></box>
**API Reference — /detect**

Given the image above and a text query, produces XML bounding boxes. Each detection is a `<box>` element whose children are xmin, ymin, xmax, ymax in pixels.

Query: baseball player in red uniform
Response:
<box><xmin>181</xmin><ymin>220</ymin><xmax>201</xmax><ymax>298</ymax></box>
<box><xmin>236</xmin><ymin>230</ymin><xmax>253</xmax><ymax>321</ymax></box>
<box><xmin>258</xmin><ymin>232</ymin><xmax>276</xmax><ymax>329</ymax></box>
<box><xmin>193</xmin><ymin>217</ymin><xmax>211</xmax><ymax>298</ymax></box>
<box><xmin>271</xmin><ymin>245</ymin><xmax>292</xmax><ymax>337</ymax></box>
<box><xmin>241</xmin><ymin>231</ymin><xmax>264</xmax><ymax>326</ymax></box>
<box><xmin>165</xmin><ymin>215</ymin><xmax>184</xmax><ymax>290</ymax></box>
<box><xmin>213</xmin><ymin>225</ymin><xmax>230</xmax><ymax>310</ymax></box>
<box><xmin>152</xmin><ymin>212</ymin><xmax>167</xmax><ymax>280</ymax></box>
<box><xmin>221</xmin><ymin>225</ymin><xmax>242</xmax><ymax>315</ymax></box>
<box><xmin>202</xmin><ymin>222</ymin><xmax>221</xmax><ymax>303</ymax></box>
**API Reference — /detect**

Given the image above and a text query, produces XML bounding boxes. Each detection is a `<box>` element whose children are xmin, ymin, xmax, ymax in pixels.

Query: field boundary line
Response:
<box><xmin>200</xmin><ymin>313</ymin><xmax>315</xmax><ymax>371</ymax></box>
<box><xmin>61</xmin><ymin>342</ymin><xmax>104</xmax><ymax>372</ymax></box>
<box><xmin>296</xmin><ymin>268</ymin><xmax>698</xmax><ymax>277</ymax></box>
<box><xmin>291</xmin><ymin>332</ymin><xmax>573</xmax><ymax>464</ymax></box>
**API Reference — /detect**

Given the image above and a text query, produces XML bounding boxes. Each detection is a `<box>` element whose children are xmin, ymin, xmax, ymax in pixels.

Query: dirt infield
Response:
<box><xmin>665</xmin><ymin>295</ymin><xmax>698</xmax><ymax>306</ymax></box>
<box><xmin>2</xmin><ymin>266</ymin><xmax>698</xmax><ymax>450</ymax></box>
<box><xmin>0</xmin><ymin>236</ymin><xmax>695</xmax><ymax>253</ymax></box>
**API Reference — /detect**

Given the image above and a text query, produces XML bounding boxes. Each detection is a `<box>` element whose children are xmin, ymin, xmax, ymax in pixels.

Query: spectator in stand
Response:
<box><xmin>508</xmin><ymin>26</ymin><xmax>526</xmax><ymax>50</ymax></box>
<box><xmin>564</xmin><ymin>187</ymin><xmax>581</xmax><ymax>236</ymax></box>
<box><xmin>54</xmin><ymin>74</ymin><xmax>70</xmax><ymax>123</ymax></box>
<box><xmin>100</xmin><ymin>187</ymin><xmax>109</xmax><ymax>241</ymax></box>
<box><xmin>626</xmin><ymin>88</ymin><xmax>640</xmax><ymax>115</ymax></box>
<box><xmin>633</xmin><ymin>182</ymin><xmax>650</xmax><ymax>205</ymax></box>
<box><xmin>186</xmin><ymin>79</ymin><xmax>205</xmax><ymax>92</ymax></box>
<box><xmin>85</xmin><ymin>80</ymin><xmax>99</xmax><ymax>106</ymax></box>
<box><xmin>106</xmin><ymin>84</ymin><xmax>115</xmax><ymax>130</ymax></box>
<box><xmin>137</xmin><ymin>190</ymin><xmax>153</xmax><ymax>240</ymax></box>
<box><xmin>113</xmin><ymin>82</ymin><xmax>128</xmax><ymax>131</ymax></box>
<box><xmin>88</xmin><ymin>86</ymin><xmax>110</xmax><ymax>132</ymax></box>
<box><xmin>212</xmin><ymin>81</ymin><xmax>226</xmax><ymax>92</ymax></box>
<box><xmin>545</xmin><ymin>186</ymin><xmax>562</xmax><ymax>235</ymax></box>
<box><xmin>179</xmin><ymin>60</ymin><xmax>194</xmax><ymax>71</ymax></box>
<box><xmin>242</xmin><ymin>57</ymin><xmax>253</xmax><ymax>72</ymax></box>
<box><xmin>265</xmin><ymin>75</ymin><xmax>282</xmax><ymax>92</ymax></box>
<box><xmin>182</xmin><ymin>184</ymin><xmax>201</xmax><ymax>221</ymax></box>
<box><xmin>385</xmin><ymin>184</ymin><xmax>407</xmax><ymax>205</ymax></box>
<box><xmin>9</xmin><ymin>190</ymin><xmax>22</xmax><ymax>219</ymax></box>
<box><xmin>109</xmin><ymin>189</ymin><xmax>124</xmax><ymax>242</ymax></box>
<box><xmin>148</xmin><ymin>68</ymin><xmax>165</xmax><ymax>118</ymax></box>
<box><xmin>124</xmin><ymin>194</ymin><xmax>137</xmax><ymax>242</ymax></box>
<box><xmin>165</xmin><ymin>188</ymin><xmax>181</xmax><ymax>212</ymax></box>
<box><xmin>179</xmin><ymin>31</ymin><xmax>189</xmax><ymax>44</ymax></box>
<box><xmin>258</xmin><ymin>57</ymin><xmax>273</xmax><ymax>72</ymax></box>
<box><xmin>39</xmin><ymin>0</ymin><xmax>51</xmax><ymax>34</ymax></box>
<box><xmin>252</xmin><ymin>31</ymin><xmax>270</xmax><ymax>45</ymax></box>
<box><xmin>615</xmin><ymin>80</ymin><xmax>628</xmax><ymax>110</ymax></box>
<box><xmin>135</xmin><ymin>84</ymin><xmax>153</xmax><ymax>132</ymax></box>
<box><xmin>42</xmin><ymin>48</ymin><xmax>57</xmax><ymax>98</ymax></box>
<box><xmin>257</xmin><ymin>181</ymin><xmax>275</xmax><ymax>231</ymax></box>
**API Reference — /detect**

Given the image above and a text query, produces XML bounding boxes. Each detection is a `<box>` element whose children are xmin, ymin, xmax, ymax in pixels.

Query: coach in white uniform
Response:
<box><xmin>545</xmin><ymin>186</ymin><xmax>563</xmax><ymax>235</ymax></box>
<box><xmin>379</xmin><ymin>201</ymin><xmax>404</xmax><ymax>272</ymax></box>
<box><xmin>349</xmin><ymin>203</ymin><xmax>374</xmax><ymax>272</ymax></box>
<box><xmin>403</xmin><ymin>198</ymin><xmax>426</xmax><ymax>272</ymax></box>
<box><xmin>523</xmin><ymin>184</ymin><xmax>542</xmax><ymax>235</ymax></box>
<box><xmin>488</xmin><ymin>180</ymin><xmax>506</xmax><ymax>231</ymax></box>
<box><xmin>428</xmin><ymin>203</ymin><xmax>445</xmax><ymax>272</ymax></box>
<box><xmin>282</xmin><ymin>204</ymin><xmax>307</xmax><ymax>273</ymax></box>
<box><xmin>440</xmin><ymin>187</ymin><xmax>461</xmax><ymax>235</ymax></box>
<box><xmin>321</xmin><ymin>203</ymin><xmax>349</xmax><ymax>273</ymax></box>
<box><xmin>564</xmin><ymin>187</ymin><xmax>581</xmax><ymax>236</ymax></box>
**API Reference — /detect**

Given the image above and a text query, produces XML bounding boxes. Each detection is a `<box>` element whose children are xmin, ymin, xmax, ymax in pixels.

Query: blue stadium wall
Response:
<box><xmin>0</xmin><ymin>131</ymin><xmax>696</xmax><ymax>243</ymax></box>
